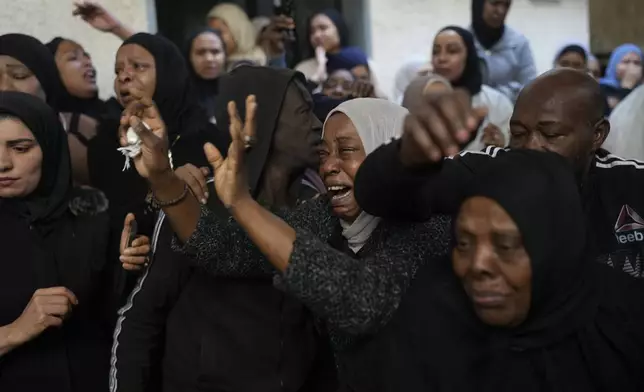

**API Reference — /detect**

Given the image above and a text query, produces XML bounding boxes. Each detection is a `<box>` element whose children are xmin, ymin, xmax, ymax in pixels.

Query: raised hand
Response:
<box><xmin>8</xmin><ymin>287</ymin><xmax>78</xmax><ymax>346</ymax></box>
<box><xmin>119</xmin><ymin>213</ymin><xmax>151</xmax><ymax>271</ymax></box>
<box><xmin>400</xmin><ymin>88</ymin><xmax>487</xmax><ymax>167</ymax></box>
<box><xmin>119</xmin><ymin>88</ymin><xmax>171</xmax><ymax>181</ymax></box>
<box><xmin>204</xmin><ymin>95</ymin><xmax>256</xmax><ymax>209</ymax></box>
<box><xmin>73</xmin><ymin>1</ymin><xmax>122</xmax><ymax>33</ymax></box>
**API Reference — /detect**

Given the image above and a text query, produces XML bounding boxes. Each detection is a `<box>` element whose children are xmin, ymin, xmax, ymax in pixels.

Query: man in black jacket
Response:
<box><xmin>354</xmin><ymin>68</ymin><xmax>644</xmax><ymax>277</ymax></box>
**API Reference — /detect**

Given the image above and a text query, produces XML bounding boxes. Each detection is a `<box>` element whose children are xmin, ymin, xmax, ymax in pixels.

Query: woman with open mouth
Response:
<box><xmin>122</xmin><ymin>97</ymin><xmax>452</xmax><ymax>390</ymax></box>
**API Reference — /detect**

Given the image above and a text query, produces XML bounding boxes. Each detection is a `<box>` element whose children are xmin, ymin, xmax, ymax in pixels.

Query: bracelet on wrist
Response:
<box><xmin>151</xmin><ymin>183</ymin><xmax>188</xmax><ymax>208</ymax></box>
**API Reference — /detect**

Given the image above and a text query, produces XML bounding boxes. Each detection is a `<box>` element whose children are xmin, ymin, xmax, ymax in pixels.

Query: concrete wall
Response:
<box><xmin>370</xmin><ymin>0</ymin><xmax>590</xmax><ymax>98</ymax></box>
<box><xmin>0</xmin><ymin>0</ymin><xmax>156</xmax><ymax>99</ymax></box>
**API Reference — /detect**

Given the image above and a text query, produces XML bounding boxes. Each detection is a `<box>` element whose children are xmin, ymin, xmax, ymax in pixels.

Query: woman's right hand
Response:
<box><xmin>73</xmin><ymin>1</ymin><xmax>122</xmax><ymax>33</ymax></box>
<box><xmin>119</xmin><ymin>89</ymin><xmax>172</xmax><ymax>182</ymax></box>
<box><xmin>8</xmin><ymin>287</ymin><xmax>78</xmax><ymax>346</ymax></box>
<box><xmin>204</xmin><ymin>96</ymin><xmax>257</xmax><ymax>209</ymax></box>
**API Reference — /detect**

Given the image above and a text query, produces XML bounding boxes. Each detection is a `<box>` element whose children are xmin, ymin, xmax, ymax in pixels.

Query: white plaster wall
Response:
<box><xmin>0</xmin><ymin>0</ymin><xmax>155</xmax><ymax>99</ymax></box>
<box><xmin>370</xmin><ymin>0</ymin><xmax>590</xmax><ymax>98</ymax></box>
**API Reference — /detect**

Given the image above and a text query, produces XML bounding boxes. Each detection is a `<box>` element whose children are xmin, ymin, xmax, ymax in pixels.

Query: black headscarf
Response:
<box><xmin>182</xmin><ymin>28</ymin><xmax>227</xmax><ymax>121</ymax></box>
<box><xmin>305</xmin><ymin>8</ymin><xmax>350</xmax><ymax>58</ymax></box>
<box><xmin>554</xmin><ymin>44</ymin><xmax>588</xmax><ymax>65</ymax></box>
<box><xmin>121</xmin><ymin>33</ymin><xmax>203</xmax><ymax>143</ymax></box>
<box><xmin>0</xmin><ymin>33</ymin><xmax>65</xmax><ymax>111</ymax></box>
<box><xmin>471</xmin><ymin>0</ymin><xmax>506</xmax><ymax>50</ymax></box>
<box><xmin>438</xmin><ymin>26</ymin><xmax>483</xmax><ymax>96</ymax></box>
<box><xmin>0</xmin><ymin>91</ymin><xmax>72</xmax><ymax>230</ymax></box>
<box><xmin>362</xmin><ymin>149</ymin><xmax>644</xmax><ymax>391</ymax></box>
<box><xmin>45</xmin><ymin>36</ymin><xmax>105</xmax><ymax>120</ymax></box>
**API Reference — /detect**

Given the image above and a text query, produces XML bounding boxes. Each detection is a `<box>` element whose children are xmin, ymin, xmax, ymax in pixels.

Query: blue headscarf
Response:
<box><xmin>600</xmin><ymin>43</ymin><xmax>643</xmax><ymax>88</ymax></box>
<box><xmin>326</xmin><ymin>46</ymin><xmax>369</xmax><ymax>75</ymax></box>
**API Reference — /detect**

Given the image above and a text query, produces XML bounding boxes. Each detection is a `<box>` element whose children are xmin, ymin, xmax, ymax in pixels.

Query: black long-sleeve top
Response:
<box><xmin>353</xmin><ymin>141</ymin><xmax>644</xmax><ymax>278</ymax></box>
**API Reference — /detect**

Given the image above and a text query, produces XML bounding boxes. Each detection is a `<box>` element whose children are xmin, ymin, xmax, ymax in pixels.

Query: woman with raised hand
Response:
<box><xmin>116</xmin><ymin>95</ymin><xmax>451</xmax><ymax>389</ymax></box>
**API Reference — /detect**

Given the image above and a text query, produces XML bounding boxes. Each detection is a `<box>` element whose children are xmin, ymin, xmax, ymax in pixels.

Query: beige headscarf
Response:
<box><xmin>208</xmin><ymin>3</ymin><xmax>267</xmax><ymax>69</ymax></box>
<box><xmin>323</xmin><ymin>98</ymin><xmax>408</xmax><ymax>252</ymax></box>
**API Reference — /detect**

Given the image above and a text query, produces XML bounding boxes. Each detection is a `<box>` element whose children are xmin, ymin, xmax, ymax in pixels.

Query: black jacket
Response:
<box><xmin>110</xmin><ymin>183</ymin><xmax>337</xmax><ymax>392</ymax></box>
<box><xmin>355</xmin><ymin>142</ymin><xmax>644</xmax><ymax>278</ymax></box>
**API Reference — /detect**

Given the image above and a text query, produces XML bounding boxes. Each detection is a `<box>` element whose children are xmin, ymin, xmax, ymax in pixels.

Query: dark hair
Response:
<box><xmin>556</xmin><ymin>44</ymin><xmax>588</xmax><ymax>64</ymax></box>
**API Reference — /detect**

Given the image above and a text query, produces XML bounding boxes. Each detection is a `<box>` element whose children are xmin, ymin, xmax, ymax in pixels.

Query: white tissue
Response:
<box><xmin>117</xmin><ymin>122</ymin><xmax>147</xmax><ymax>171</ymax></box>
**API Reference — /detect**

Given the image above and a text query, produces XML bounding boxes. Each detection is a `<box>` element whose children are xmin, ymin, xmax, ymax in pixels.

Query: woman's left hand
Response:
<box><xmin>119</xmin><ymin>213</ymin><xmax>151</xmax><ymax>271</ymax></box>
<box><xmin>204</xmin><ymin>96</ymin><xmax>256</xmax><ymax>209</ymax></box>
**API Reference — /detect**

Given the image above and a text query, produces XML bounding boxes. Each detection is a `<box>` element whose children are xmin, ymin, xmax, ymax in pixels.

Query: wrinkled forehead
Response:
<box><xmin>513</xmin><ymin>84</ymin><xmax>590</xmax><ymax>127</ymax></box>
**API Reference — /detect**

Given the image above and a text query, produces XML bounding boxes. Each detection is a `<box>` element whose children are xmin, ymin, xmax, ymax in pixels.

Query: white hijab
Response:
<box><xmin>208</xmin><ymin>3</ymin><xmax>267</xmax><ymax>68</ymax></box>
<box><xmin>323</xmin><ymin>98</ymin><xmax>409</xmax><ymax>252</ymax></box>
<box><xmin>604</xmin><ymin>84</ymin><xmax>644</xmax><ymax>160</ymax></box>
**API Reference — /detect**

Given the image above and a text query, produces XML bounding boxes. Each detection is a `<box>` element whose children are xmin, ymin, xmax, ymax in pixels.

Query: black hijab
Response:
<box><xmin>0</xmin><ymin>91</ymin><xmax>72</xmax><ymax>230</ymax></box>
<box><xmin>45</xmin><ymin>37</ymin><xmax>105</xmax><ymax>120</ymax></box>
<box><xmin>183</xmin><ymin>28</ymin><xmax>227</xmax><ymax>121</ymax></box>
<box><xmin>305</xmin><ymin>8</ymin><xmax>350</xmax><ymax>58</ymax></box>
<box><xmin>471</xmin><ymin>0</ymin><xmax>506</xmax><ymax>50</ymax></box>
<box><xmin>363</xmin><ymin>150</ymin><xmax>644</xmax><ymax>391</ymax></box>
<box><xmin>121</xmin><ymin>33</ymin><xmax>204</xmax><ymax>143</ymax></box>
<box><xmin>439</xmin><ymin>26</ymin><xmax>483</xmax><ymax>96</ymax></box>
<box><xmin>0</xmin><ymin>33</ymin><xmax>65</xmax><ymax>111</ymax></box>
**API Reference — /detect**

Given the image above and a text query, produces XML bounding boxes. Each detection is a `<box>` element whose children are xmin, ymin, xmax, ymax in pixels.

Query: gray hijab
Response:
<box><xmin>324</xmin><ymin>98</ymin><xmax>408</xmax><ymax>252</ymax></box>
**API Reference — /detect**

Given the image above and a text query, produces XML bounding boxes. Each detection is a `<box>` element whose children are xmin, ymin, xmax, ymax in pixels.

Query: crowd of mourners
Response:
<box><xmin>1</xmin><ymin>0</ymin><xmax>644</xmax><ymax>391</ymax></box>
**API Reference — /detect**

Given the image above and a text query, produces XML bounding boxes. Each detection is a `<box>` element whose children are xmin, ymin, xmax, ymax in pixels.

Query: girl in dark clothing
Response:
<box><xmin>111</xmin><ymin>66</ymin><xmax>334</xmax><ymax>392</ymax></box>
<box><xmin>0</xmin><ymin>91</ymin><xmax>124</xmax><ymax>392</ymax></box>
<box><xmin>136</xmin><ymin>98</ymin><xmax>451</xmax><ymax>390</ymax></box>
<box><xmin>87</xmin><ymin>32</ymin><xmax>228</xmax><ymax>236</ymax></box>
<box><xmin>351</xmin><ymin>149</ymin><xmax>644</xmax><ymax>391</ymax></box>
<box><xmin>183</xmin><ymin>28</ymin><xmax>227</xmax><ymax>123</ymax></box>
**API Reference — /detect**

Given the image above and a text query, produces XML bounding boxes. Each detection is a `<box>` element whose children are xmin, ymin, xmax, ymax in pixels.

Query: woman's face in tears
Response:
<box><xmin>0</xmin><ymin>56</ymin><xmax>46</xmax><ymax>101</ymax></box>
<box><xmin>0</xmin><ymin>117</ymin><xmax>43</xmax><ymax>198</ymax></box>
<box><xmin>452</xmin><ymin>196</ymin><xmax>532</xmax><ymax>328</ymax></box>
<box><xmin>318</xmin><ymin>113</ymin><xmax>366</xmax><ymax>223</ymax></box>
<box><xmin>114</xmin><ymin>44</ymin><xmax>157</xmax><ymax>107</ymax></box>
